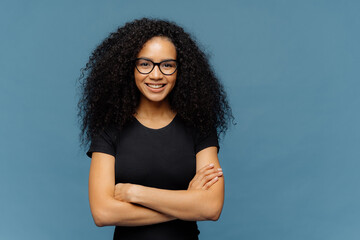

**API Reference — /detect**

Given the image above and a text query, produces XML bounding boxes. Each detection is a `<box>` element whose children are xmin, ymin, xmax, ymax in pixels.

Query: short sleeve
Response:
<box><xmin>194</xmin><ymin>128</ymin><xmax>220</xmax><ymax>154</ymax></box>
<box><xmin>86</xmin><ymin>127</ymin><xmax>117</xmax><ymax>158</ymax></box>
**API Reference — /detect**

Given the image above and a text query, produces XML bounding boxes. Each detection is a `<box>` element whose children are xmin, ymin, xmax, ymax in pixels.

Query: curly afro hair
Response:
<box><xmin>78</xmin><ymin>18</ymin><xmax>233</xmax><ymax>146</ymax></box>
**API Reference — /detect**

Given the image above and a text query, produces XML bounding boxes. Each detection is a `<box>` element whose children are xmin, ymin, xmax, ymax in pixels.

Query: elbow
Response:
<box><xmin>203</xmin><ymin>202</ymin><xmax>223</xmax><ymax>221</ymax></box>
<box><xmin>94</xmin><ymin>219</ymin><xmax>104</xmax><ymax>227</ymax></box>
<box><xmin>91</xmin><ymin>207</ymin><xmax>111</xmax><ymax>227</ymax></box>
<box><xmin>90</xmin><ymin>197</ymin><xmax>121</xmax><ymax>227</ymax></box>
<box><xmin>207</xmin><ymin>208</ymin><xmax>222</xmax><ymax>221</ymax></box>
<box><xmin>92</xmin><ymin>210</ymin><xmax>106</xmax><ymax>227</ymax></box>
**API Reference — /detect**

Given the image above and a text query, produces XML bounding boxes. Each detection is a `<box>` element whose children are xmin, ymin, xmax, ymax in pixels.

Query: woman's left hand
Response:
<box><xmin>114</xmin><ymin>183</ymin><xmax>135</xmax><ymax>202</ymax></box>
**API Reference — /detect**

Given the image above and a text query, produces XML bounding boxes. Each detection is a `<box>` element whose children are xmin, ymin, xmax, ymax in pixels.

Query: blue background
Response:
<box><xmin>1</xmin><ymin>0</ymin><xmax>359</xmax><ymax>239</ymax></box>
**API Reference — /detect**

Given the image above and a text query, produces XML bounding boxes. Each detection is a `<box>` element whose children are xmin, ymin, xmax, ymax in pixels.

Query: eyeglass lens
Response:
<box><xmin>135</xmin><ymin>59</ymin><xmax>177</xmax><ymax>75</ymax></box>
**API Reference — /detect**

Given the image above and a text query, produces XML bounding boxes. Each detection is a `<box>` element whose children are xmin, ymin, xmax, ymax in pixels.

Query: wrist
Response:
<box><xmin>129</xmin><ymin>184</ymin><xmax>142</xmax><ymax>203</ymax></box>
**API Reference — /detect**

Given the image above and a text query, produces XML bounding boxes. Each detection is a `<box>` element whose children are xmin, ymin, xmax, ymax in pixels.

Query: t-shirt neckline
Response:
<box><xmin>133</xmin><ymin>114</ymin><xmax>178</xmax><ymax>131</ymax></box>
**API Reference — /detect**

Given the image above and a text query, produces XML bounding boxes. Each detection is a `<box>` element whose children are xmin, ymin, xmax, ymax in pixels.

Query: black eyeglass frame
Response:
<box><xmin>134</xmin><ymin>58</ymin><xmax>178</xmax><ymax>76</ymax></box>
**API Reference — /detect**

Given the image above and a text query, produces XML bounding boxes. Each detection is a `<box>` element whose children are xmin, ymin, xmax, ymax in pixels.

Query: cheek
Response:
<box><xmin>168</xmin><ymin>78</ymin><xmax>177</xmax><ymax>92</ymax></box>
<box><xmin>171</xmin><ymin>76</ymin><xmax>177</xmax><ymax>86</ymax></box>
<box><xmin>134</xmin><ymin>72</ymin><xmax>145</xmax><ymax>85</ymax></box>
<box><xmin>169</xmin><ymin>73</ymin><xmax>177</xmax><ymax>85</ymax></box>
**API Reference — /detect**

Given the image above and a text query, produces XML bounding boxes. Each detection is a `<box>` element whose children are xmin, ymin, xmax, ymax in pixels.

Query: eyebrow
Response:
<box><xmin>137</xmin><ymin>57</ymin><xmax>177</xmax><ymax>62</ymax></box>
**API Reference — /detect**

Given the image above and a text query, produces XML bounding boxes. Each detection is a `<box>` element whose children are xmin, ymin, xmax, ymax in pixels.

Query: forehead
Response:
<box><xmin>137</xmin><ymin>36</ymin><xmax>177</xmax><ymax>60</ymax></box>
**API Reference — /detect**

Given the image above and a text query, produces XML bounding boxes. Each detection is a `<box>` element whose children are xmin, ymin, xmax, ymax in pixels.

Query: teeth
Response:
<box><xmin>147</xmin><ymin>84</ymin><xmax>164</xmax><ymax>89</ymax></box>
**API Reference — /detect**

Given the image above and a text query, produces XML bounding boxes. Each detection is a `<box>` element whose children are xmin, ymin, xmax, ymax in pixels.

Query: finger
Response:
<box><xmin>190</xmin><ymin>170</ymin><xmax>215</xmax><ymax>190</ymax></box>
<box><xmin>192</xmin><ymin>164</ymin><xmax>215</xmax><ymax>183</ymax></box>
<box><xmin>190</xmin><ymin>165</ymin><xmax>220</xmax><ymax>188</ymax></box>
<box><xmin>199</xmin><ymin>167</ymin><xmax>220</xmax><ymax>177</ymax></box>
<box><xmin>198</xmin><ymin>168</ymin><xmax>222</xmax><ymax>182</ymax></box>
<box><xmin>194</xmin><ymin>164</ymin><xmax>213</xmax><ymax>177</ymax></box>
<box><xmin>202</xmin><ymin>176</ymin><xmax>219</xmax><ymax>190</ymax></box>
<box><xmin>203</xmin><ymin>167</ymin><xmax>222</xmax><ymax>176</ymax></box>
<box><xmin>198</xmin><ymin>163</ymin><xmax>215</xmax><ymax>173</ymax></box>
<box><xmin>200</xmin><ymin>171</ymin><xmax>223</xmax><ymax>187</ymax></box>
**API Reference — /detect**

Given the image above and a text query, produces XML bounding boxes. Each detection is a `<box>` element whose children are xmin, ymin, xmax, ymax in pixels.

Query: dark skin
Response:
<box><xmin>112</xmin><ymin>36</ymin><xmax>224</xmax><ymax>221</ymax></box>
<box><xmin>88</xmin><ymin>37</ymin><xmax>224</xmax><ymax>227</ymax></box>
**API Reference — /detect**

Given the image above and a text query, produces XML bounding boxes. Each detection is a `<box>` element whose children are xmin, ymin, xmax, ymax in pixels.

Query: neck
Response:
<box><xmin>135</xmin><ymin>96</ymin><xmax>175</xmax><ymax>119</ymax></box>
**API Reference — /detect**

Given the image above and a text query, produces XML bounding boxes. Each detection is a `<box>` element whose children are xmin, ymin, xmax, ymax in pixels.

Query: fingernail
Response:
<box><xmin>217</xmin><ymin>168</ymin><xmax>222</xmax><ymax>171</ymax></box>
<box><xmin>209</xmin><ymin>163</ymin><xmax>214</xmax><ymax>167</ymax></box>
<box><xmin>218</xmin><ymin>172</ymin><xmax>223</xmax><ymax>175</ymax></box>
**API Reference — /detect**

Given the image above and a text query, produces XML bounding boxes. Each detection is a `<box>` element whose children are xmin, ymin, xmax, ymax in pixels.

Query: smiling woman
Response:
<box><xmin>134</xmin><ymin>37</ymin><xmax>177</xmax><ymax>103</ymax></box>
<box><xmin>78</xmin><ymin>18</ymin><xmax>233</xmax><ymax>240</ymax></box>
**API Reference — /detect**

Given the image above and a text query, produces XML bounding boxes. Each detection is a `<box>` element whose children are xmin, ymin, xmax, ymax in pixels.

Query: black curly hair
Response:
<box><xmin>78</xmin><ymin>18</ymin><xmax>234</xmax><ymax>146</ymax></box>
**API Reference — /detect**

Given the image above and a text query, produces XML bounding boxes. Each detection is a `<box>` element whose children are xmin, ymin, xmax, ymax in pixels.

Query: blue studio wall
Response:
<box><xmin>1</xmin><ymin>0</ymin><xmax>359</xmax><ymax>239</ymax></box>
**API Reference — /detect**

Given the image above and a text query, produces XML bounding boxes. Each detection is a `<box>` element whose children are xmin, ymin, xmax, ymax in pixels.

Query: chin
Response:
<box><xmin>140</xmin><ymin>88</ymin><xmax>173</xmax><ymax>103</ymax></box>
<box><xmin>143</xmin><ymin>95</ymin><xmax>168</xmax><ymax>103</ymax></box>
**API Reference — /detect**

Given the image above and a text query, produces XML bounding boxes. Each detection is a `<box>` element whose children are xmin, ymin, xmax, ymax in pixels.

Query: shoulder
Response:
<box><xmin>176</xmin><ymin>115</ymin><xmax>219</xmax><ymax>154</ymax></box>
<box><xmin>95</xmin><ymin>125</ymin><xmax>120</xmax><ymax>141</ymax></box>
<box><xmin>194</xmin><ymin>127</ymin><xmax>219</xmax><ymax>154</ymax></box>
<box><xmin>86</xmin><ymin>125</ymin><xmax>122</xmax><ymax>158</ymax></box>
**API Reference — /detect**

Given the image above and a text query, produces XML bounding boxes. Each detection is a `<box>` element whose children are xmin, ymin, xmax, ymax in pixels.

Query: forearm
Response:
<box><xmin>130</xmin><ymin>184</ymin><xmax>224</xmax><ymax>221</ymax></box>
<box><xmin>92</xmin><ymin>197</ymin><xmax>176</xmax><ymax>227</ymax></box>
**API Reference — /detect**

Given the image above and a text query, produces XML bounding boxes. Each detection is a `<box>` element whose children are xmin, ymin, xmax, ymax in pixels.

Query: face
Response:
<box><xmin>134</xmin><ymin>36</ymin><xmax>177</xmax><ymax>104</ymax></box>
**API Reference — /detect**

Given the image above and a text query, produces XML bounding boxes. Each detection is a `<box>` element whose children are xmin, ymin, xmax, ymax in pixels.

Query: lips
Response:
<box><xmin>146</xmin><ymin>83</ymin><xmax>166</xmax><ymax>89</ymax></box>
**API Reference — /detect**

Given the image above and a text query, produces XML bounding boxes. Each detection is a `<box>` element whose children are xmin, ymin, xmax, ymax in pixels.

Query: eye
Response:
<box><xmin>136</xmin><ymin>59</ymin><xmax>152</xmax><ymax>68</ymax></box>
<box><xmin>161</xmin><ymin>61</ymin><xmax>176</xmax><ymax>68</ymax></box>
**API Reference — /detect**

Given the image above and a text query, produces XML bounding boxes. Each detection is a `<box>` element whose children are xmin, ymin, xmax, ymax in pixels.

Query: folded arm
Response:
<box><xmin>88</xmin><ymin>152</ymin><xmax>176</xmax><ymax>227</ymax></box>
<box><xmin>115</xmin><ymin>147</ymin><xmax>224</xmax><ymax>221</ymax></box>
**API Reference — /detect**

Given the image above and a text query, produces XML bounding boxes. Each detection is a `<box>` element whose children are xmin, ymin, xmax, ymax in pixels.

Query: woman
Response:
<box><xmin>78</xmin><ymin>18</ymin><xmax>233</xmax><ymax>240</ymax></box>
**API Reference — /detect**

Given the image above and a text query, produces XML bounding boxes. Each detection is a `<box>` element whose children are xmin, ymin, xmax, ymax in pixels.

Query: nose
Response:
<box><xmin>149</xmin><ymin>65</ymin><xmax>163</xmax><ymax>80</ymax></box>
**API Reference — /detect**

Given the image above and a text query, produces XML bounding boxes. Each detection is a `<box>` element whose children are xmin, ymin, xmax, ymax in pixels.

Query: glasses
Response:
<box><xmin>135</xmin><ymin>58</ymin><xmax>178</xmax><ymax>75</ymax></box>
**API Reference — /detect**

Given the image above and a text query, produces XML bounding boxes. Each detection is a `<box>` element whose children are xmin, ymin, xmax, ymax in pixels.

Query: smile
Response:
<box><xmin>146</xmin><ymin>83</ymin><xmax>166</xmax><ymax>89</ymax></box>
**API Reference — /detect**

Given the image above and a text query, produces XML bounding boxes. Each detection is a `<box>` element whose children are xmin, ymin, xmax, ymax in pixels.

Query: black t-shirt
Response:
<box><xmin>87</xmin><ymin>114</ymin><xmax>219</xmax><ymax>240</ymax></box>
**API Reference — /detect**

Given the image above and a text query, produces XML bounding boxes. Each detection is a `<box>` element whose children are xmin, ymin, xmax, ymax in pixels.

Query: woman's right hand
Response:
<box><xmin>187</xmin><ymin>164</ymin><xmax>223</xmax><ymax>191</ymax></box>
